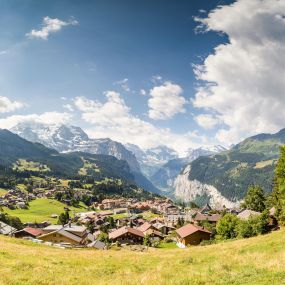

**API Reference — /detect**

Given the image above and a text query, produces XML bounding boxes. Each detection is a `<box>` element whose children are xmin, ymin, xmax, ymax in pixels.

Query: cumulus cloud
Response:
<box><xmin>0</xmin><ymin>112</ymin><xmax>72</xmax><ymax>129</ymax></box>
<box><xmin>0</xmin><ymin>96</ymin><xmax>23</xmax><ymax>113</ymax></box>
<box><xmin>26</xmin><ymin>16</ymin><xmax>78</xmax><ymax>40</ymax></box>
<box><xmin>194</xmin><ymin>114</ymin><xmax>220</xmax><ymax>129</ymax></box>
<box><xmin>193</xmin><ymin>0</ymin><xmax>285</xmax><ymax>144</ymax></box>
<box><xmin>148</xmin><ymin>81</ymin><xmax>186</xmax><ymax>120</ymax></box>
<box><xmin>73</xmin><ymin>92</ymin><xmax>207</xmax><ymax>154</ymax></box>
<box><xmin>140</xmin><ymin>89</ymin><xmax>146</xmax><ymax>96</ymax></box>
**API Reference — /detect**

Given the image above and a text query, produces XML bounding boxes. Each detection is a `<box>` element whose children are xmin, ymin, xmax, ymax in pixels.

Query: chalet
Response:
<box><xmin>0</xmin><ymin>221</ymin><xmax>16</xmax><ymax>236</ymax></box>
<box><xmin>193</xmin><ymin>213</ymin><xmax>221</xmax><ymax>224</ymax></box>
<box><xmin>152</xmin><ymin>222</ymin><xmax>175</xmax><ymax>235</ymax></box>
<box><xmin>237</xmin><ymin>209</ymin><xmax>261</xmax><ymax>220</ymax></box>
<box><xmin>109</xmin><ymin>226</ymin><xmax>144</xmax><ymax>244</ymax></box>
<box><xmin>14</xmin><ymin>227</ymin><xmax>44</xmax><ymax>239</ymax></box>
<box><xmin>38</xmin><ymin>224</ymin><xmax>88</xmax><ymax>246</ymax></box>
<box><xmin>176</xmin><ymin>224</ymin><xmax>211</xmax><ymax>247</ymax></box>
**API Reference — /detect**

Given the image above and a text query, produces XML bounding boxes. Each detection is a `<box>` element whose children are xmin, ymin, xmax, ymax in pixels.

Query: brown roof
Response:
<box><xmin>194</xmin><ymin>213</ymin><xmax>221</xmax><ymax>222</ymax></box>
<box><xmin>136</xmin><ymin>222</ymin><xmax>153</xmax><ymax>232</ymax></box>
<box><xmin>109</xmin><ymin>226</ymin><xmax>144</xmax><ymax>240</ymax></box>
<box><xmin>176</xmin><ymin>224</ymin><xmax>211</xmax><ymax>239</ymax></box>
<box><xmin>23</xmin><ymin>227</ymin><xmax>44</xmax><ymax>237</ymax></box>
<box><xmin>144</xmin><ymin>229</ymin><xmax>163</xmax><ymax>238</ymax></box>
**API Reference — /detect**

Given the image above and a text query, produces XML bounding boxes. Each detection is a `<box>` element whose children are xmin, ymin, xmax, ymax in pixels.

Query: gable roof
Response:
<box><xmin>176</xmin><ymin>224</ymin><xmax>211</xmax><ymax>239</ymax></box>
<box><xmin>39</xmin><ymin>229</ymin><xmax>83</xmax><ymax>243</ymax></box>
<box><xmin>109</xmin><ymin>226</ymin><xmax>144</xmax><ymax>240</ymax></box>
<box><xmin>136</xmin><ymin>222</ymin><xmax>154</xmax><ymax>232</ymax></box>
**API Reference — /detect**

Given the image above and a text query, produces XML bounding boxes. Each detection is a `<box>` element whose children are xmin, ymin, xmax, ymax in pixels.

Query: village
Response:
<box><xmin>1</xmin><ymin>186</ymin><xmax>276</xmax><ymax>250</ymax></box>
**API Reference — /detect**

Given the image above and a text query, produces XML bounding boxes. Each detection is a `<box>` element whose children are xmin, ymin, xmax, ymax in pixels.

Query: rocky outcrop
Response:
<box><xmin>174</xmin><ymin>165</ymin><xmax>239</xmax><ymax>208</ymax></box>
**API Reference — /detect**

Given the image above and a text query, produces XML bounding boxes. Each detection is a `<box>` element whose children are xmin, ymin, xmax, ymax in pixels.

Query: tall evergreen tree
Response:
<box><xmin>242</xmin><ymin>185</ymin><xmax>265</xmax><ymax>212</ymax></box>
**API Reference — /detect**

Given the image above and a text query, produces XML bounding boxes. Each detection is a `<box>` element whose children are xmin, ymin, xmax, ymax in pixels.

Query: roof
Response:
<box><xmin>43</xmin><ymin>224</ymin><xmax>86</xmax><ymax>235</ymax></box>
<box><xmin>237</xmin><ymin>209</ymin><xmax>261</xmax><ymax>220</ymax></box>
<box><xmin>144</xmin><ymin>229</ymin><xmax>163</xmax><ymax>238</ymax></box>
<box><xmin>109</xmin><ymin>226</ymin><xmax>144</xmax><ymax>240</ymax></box>
<box><xmin>87</xmin><ymin>240</ymin><xmax>106</xmax><ymax>249</ymax></box>
<box><xmin>39</xmin><ymin>229</ymin><xmax>83</xmax><ymax>243</ymax></box>
<box><xmin>136</xmin><ymin>222</ymin><xmax>153</xmax><ymax>232</ymax></box>
<box><xmin>17</xmin><ymin>227</ymin><xmax>44</xmax><ymax>237</ymax></box>
<box><xmin>0</xmin><ymin>221</ymin><xmax>16</xmax><ymax>235</ymax></box>
<box><xmin>176</xmin><ymin>224</ymin><xmax>211</xmax><ymax>239</ymax></box>
<box><xmin>194</xmin><ymin>213</ymin><xmax>221</xmax><ymax>222</ymax></box>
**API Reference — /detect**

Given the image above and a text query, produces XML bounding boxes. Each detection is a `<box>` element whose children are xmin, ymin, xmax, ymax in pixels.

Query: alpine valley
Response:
<box><xmin>9</xmin><ymin>122</ymin><xmax>285</xmax><ymax>207</ymax></box>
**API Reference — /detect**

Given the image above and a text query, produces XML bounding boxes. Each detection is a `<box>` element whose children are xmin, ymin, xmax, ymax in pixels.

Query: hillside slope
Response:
<box><xmin>175</xmin><ymin>129</ymin><xmax>285</xmax><ymax>205</ymax></box>
<box><xmin>0</xmin><ymin>129</ymin><xmax>135</xmax><ymax>183</ymax></box>
<box><xmin>1</xmin><ymin>229</ymin><xmax>285</xmax><ymax>284</ymax></box>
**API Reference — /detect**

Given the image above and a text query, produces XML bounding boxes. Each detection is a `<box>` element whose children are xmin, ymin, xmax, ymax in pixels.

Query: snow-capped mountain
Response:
<box><xmin>11</xmin><ymin>122</ymin><xmax>159</xmax><ymax>193</ymax></box>
<box><xmin>125</xmin><ymin>144</ymin><xmax>179</xmax><ymax>178</ymax></box>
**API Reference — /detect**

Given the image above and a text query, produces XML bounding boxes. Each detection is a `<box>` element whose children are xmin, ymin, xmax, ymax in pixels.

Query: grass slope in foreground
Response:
<box><xmin>3</xmin><ymin>198</ymin><xmax>86</xmax><ymax>223</ymax></box>
<box><xmin>1</xmin><ymin>229</ymin><xmax>285</xmax><ymax>285</ymax></box>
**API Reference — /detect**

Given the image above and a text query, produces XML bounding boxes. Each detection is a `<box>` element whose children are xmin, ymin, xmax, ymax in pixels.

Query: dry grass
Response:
<box><xmin>1</xmin><ymin>229</ymin><xmax>285</xmax><ymax>285</ymax></box>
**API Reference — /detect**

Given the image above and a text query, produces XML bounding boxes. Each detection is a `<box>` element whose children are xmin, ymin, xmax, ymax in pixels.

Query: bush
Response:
<box><xmin>216</xmin><ymin>213</ymin><xmax>239</xmax><ymax>240</ymax></box>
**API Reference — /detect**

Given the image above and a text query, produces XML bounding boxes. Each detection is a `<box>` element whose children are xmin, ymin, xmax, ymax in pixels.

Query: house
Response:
<box><xmin>136</xmin><ymin>222</ymin><xmax>159</xmax><ymax>233</ymax></box>
<box><xmin>38</xmin><ymin>224</ymin><xmax>88</xmax><ymax>246</ymax></box>
<box><xmin>152</xmin><ymin>222</ymin><xmax>175</xmax><ymax>235</ymax></box>
<box><xmin>176</xmin><ymin>224</ymin><xmax>211</xmax><ymax>247</ymax></box>
<box><xmin>14</xmin><ymin>227</ymin><xmax>44</xmax><ymax>239</ymax></box>
<box><xmin>237</xmin><ymin>209</ymin><xmax>261</xmax><ymax>220</ymax></box>
<box><xmin>0</xmin><ymin>221</ymin><xmax>16</xmax><ymax>236</ymax></box>
<box><xmin>193</xmin><ymin>213</ymin><xmax>221</xmax><ymax>224</ymax></box>
<box><xmin>108</xmin><ymin>226</ymin><xmax>145</xmax><ymax>244</ymax></box>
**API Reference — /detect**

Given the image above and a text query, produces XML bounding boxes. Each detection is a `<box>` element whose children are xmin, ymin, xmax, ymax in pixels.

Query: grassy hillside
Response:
<box><xmin>3</xmin><ymin>198</ymin><xmax>86</xmax><ymax>223</ymax></box>
<box><xmin>1</xmin><ymin>229</ymin><xmax>285</xmax><ymax>284</ymax></box>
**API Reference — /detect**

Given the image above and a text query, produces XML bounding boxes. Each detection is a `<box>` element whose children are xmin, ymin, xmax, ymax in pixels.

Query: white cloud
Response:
<box><xmin>0</xmin><ymin>112</ymin><xmax>72</xmax><ymax>129</ymax></box>
<box><xmin>193</xmin><ymin>0</ymin><xmax>285</xmax><ymax>144</ymax></box>
<box><xmin>26</xmin><ymin>16</ymin><xmax>78</xmax><ymax>40</ymax></box>
<box><xmin>194</xmin><ymin>114</ymin><xmax>220</xmax><ymax>129</ymax></box>
<box><xmin>148</xmin><ymin>81</ymin><xmax>186</xmax><ymax>120</ymax></box>
<box><xmin>73</xmin><ymin>92</ymin><xmax>208</xmax><ymax>154</ymax></box>
<box><xmin>140</xmin><ymin>89</ymin><xmax>146</xmax><ymax>96</ymax></box>
<box><xmin>114</xmin><ymin>78</ymin><xmax>130</xmax><ymax>92</ymax></box>
<box><xmin>63</xmin><ymin>104</ymin><xmax>74</xmax><ymax>112</ymax></box>
<box><xmin>0</xmin><ymin>96</ymin><xmax>23</xmax><ymax>113</ymax></box>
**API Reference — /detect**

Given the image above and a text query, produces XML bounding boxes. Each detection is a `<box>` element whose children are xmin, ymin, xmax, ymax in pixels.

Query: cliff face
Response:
<box><xmin>174</xmin><ymin>165</ymin><xmax>239</xmax><ymax>208</ymax></box>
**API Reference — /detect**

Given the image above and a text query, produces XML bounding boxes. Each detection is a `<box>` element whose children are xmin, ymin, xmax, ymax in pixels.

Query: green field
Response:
<box><xmin>13</xmin><ymin>159</ymin><xmax>50</xmax><ymax>172</ymax></box>
<box><xmin>4</xmin><ymin>198</ymin><xmax>86</xmax><ymax>223</ymax></box>
<box><xmin>0</xmin><ymin>229</ymin><xmax>285</xmax><ymax>284</ymax></box>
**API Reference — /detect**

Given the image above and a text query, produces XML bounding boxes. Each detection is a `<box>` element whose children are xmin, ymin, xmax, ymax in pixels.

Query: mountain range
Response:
<box><xmin>11</xmin><ymin>122</ymin><xmax>158</xmax><ymax>193</ymax></box>
<box><xmin>0</xmin><ymin>129</ymin><xmax>134</xmax><ymax>181</ymax></box>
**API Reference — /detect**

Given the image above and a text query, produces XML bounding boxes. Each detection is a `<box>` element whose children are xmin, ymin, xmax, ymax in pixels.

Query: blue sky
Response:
<box><xmin>0</xmin><ymin>0</ymin><xmax>284</xmax><ymax>154</ymax></box>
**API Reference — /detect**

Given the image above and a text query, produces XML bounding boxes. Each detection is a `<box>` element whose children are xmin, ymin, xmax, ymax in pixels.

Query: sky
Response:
<box><xmin>0</xmin><ymin>0</ymin><xmax>285</xmax><ymax>155</ymax></box>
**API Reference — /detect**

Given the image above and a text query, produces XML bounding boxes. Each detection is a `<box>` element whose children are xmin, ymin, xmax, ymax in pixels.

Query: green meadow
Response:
<box><xmin>1</xmin><ymin>228</ymin><xmax>285</xmax><ymax>285</ymax></box>
<box><xmin>3</xmin><ymin>198</ymin><xmax>86</xmax><ymax>223</ymax></box>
